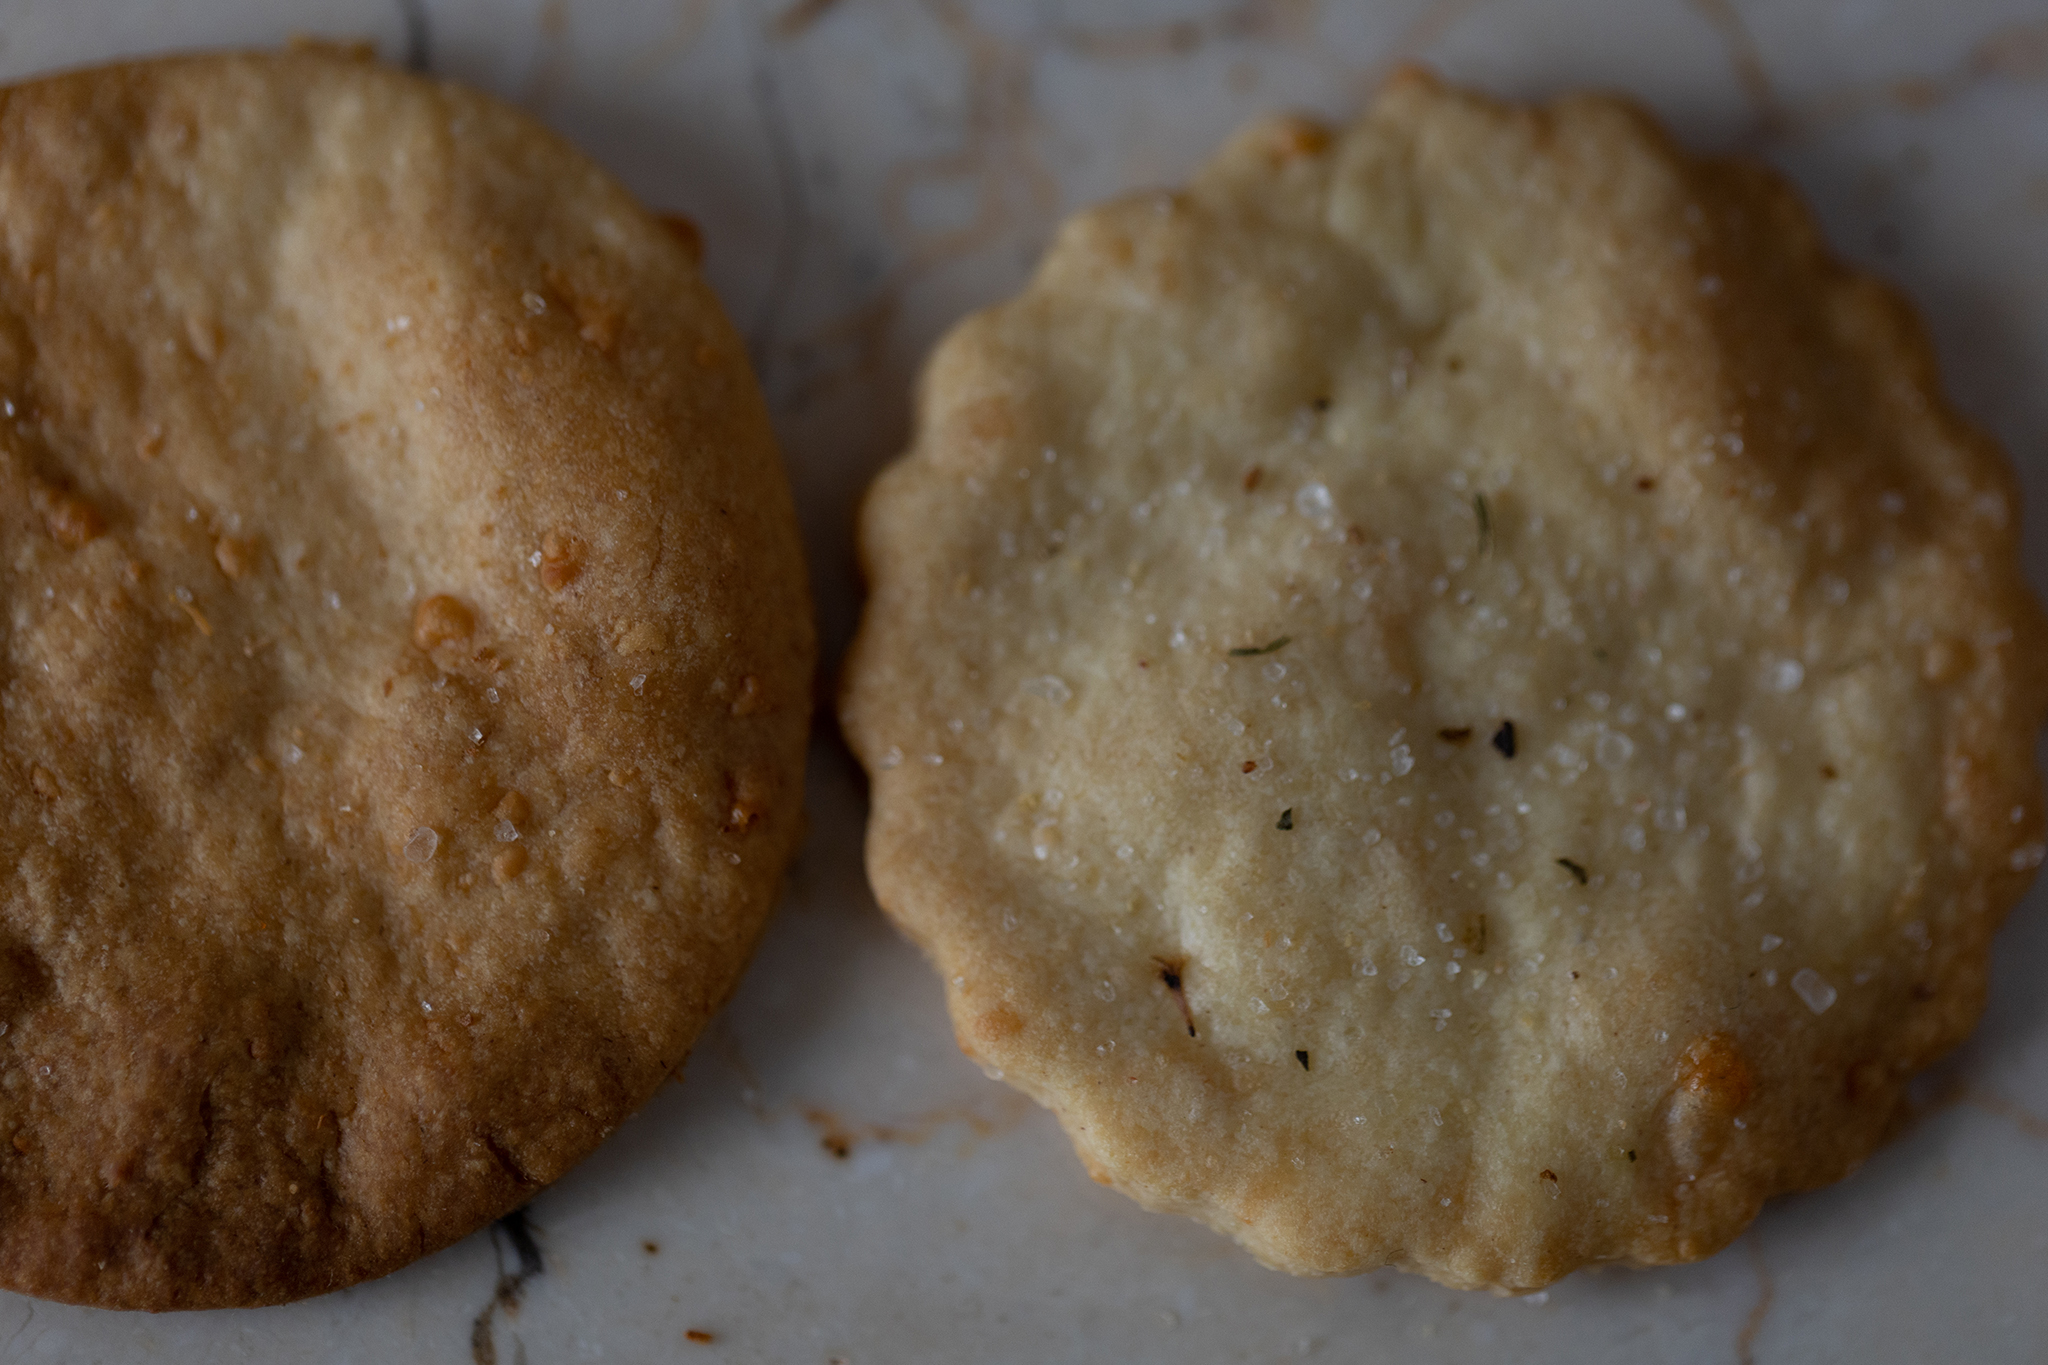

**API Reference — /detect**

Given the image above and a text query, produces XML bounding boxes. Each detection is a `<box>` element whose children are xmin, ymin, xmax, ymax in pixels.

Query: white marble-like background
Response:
<box><xmin>2</xmin><ymin>1</ymin><xmax>2046</xmax><ymax>1361</ymax></box>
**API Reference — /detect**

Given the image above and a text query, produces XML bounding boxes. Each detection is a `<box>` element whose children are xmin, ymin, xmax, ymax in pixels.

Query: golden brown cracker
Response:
<box><xmin>0</xmin><ymin>50</ymin><xmax>812</xmax><ymax>1307</ymax></box>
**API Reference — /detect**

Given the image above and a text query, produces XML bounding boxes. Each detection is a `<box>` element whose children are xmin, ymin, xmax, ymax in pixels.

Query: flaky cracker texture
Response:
<box><xmin>842</xmin><ymin>71</ymin><xmax>2048</xmax><ymax>1290</ymax></box>
<box><xmin>0</xmin><ymin>51</ymin><xmax>812</xmax><ymax>1307</ymax></box>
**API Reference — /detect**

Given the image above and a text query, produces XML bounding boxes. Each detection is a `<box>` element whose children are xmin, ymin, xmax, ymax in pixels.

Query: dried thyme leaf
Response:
<box><xmin>1229</xmin><ymin>636</ymin><xmax>1292</xmax><ymax>657</ymax></box>
<box><xmin>1473</xmin><ymin>492</ymin><xmax>1492</xmax><ymax>558</ymax></box>
<box><xmin>1556</xmin><ymin>857</ymin><xmax>1589</xmax><ymax>885</ymax></box>
<box><xmin>1277</xmin><ymin>808</ymin><xmax>1295</xmax><ymax>831</ymax></box>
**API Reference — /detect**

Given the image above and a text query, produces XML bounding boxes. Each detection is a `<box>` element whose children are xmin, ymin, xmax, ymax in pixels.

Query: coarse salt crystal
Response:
<box><xmin>403</xmin><ymin>827</ymin><xmax>439</xmax><ymax>863</ymax></box>
<box><xmin>1294</xmin><ymin>482</ymin><xmax>1335</xmax><ymax>524</ymax></box>
<box><xmin>1791</xmin><ymin>968</ymin><xmax>1836</xmax><ymax>1014</ymax></box>
<box><xmin>1022</xmin><ymin>675</ymin><xmax>1073</xmax><ymax>703</ymax></box>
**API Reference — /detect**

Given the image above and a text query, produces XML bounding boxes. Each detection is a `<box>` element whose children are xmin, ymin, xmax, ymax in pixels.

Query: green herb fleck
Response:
<box><xmin>1277</xmin><ymin>808</ymin><xmax>1295</xmax><ymax>831</ymax></box>
<box><xmin>1473</xmin><ymin>492</ymin><xmax>1492</xmax><ymax>558</ymax></box>
<box><xmin>1296</xmin><ymin>1050</ymin><xmax>1311</xmax><ymax>1071</ymax></box>
<box><xmin>1229</xmin><ymin>636</ymin><xmax>1292</xmax><ymax>657</ymax></box>
<box><xmin>1556</xmin><ymin>857</ymin><xmax>1589</xmax><ymax>885</ymax></box>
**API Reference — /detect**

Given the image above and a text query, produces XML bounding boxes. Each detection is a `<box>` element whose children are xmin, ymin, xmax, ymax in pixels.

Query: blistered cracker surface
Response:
<box><xmin>0</xmin><ymin>51</ymin><xmax>812</xmax><ymax>1308</ymax></box>
<box><xmin>841</xmin><ymin>71</ymin><xmax>2048</xmax><ymax>1291</ymax></box>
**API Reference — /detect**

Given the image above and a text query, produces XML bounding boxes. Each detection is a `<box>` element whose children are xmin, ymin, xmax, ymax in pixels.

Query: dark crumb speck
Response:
<box><xmin>1242</xmin><ymin>465</ymin><xmax>1263</xmax><ymax>492</ymax></box>
<box><xmin>1296</xmin><ymin>1050</ymin><xmax>1310</xmax><ymax>1071</ymax></box>
<box><xmin>1626</xmin><ymin>1150</ymin><xmax>1637</xmax><ymax>1162</ymax></box>
<box><xmin>642</xmin><ymin>1240</ymin><xmax>660</xmax><ymax>1255</ymax></box>
<box><xmin>1242</xmin><ymin>760</ymin><xmax>1258</xmax><ymax>773</ymax></box>
<box><xmin>1156</xmin><ymin>956</ymin><xmax>1197</xmax><ymax>1037</ymax></box>
<box><xmin>686</xmin><ymin>1328</ymin><xmax>717</xmax><ymax>1344</ymax></box>
<box><xmin>1636</xmin><ymin>477</ymin><xmax>1656</xmax><ymax>491</ymax></box>
<box><xmin>1311</xmin><ymin>395</ymin><xmax>1332</xmax><ymax>411</ymax></box>
<box><xmin>1276</xmin><ymin>808</ymin><xmax>1294</xmax><ymax>830</ymax></box>
<box><xmin>1491</xmin><ymin>720</ymin><xmax>1516</xmax><ymax>758</ymax></box>
<box><xmin>1556</xmin><ymin>857</ymin><xmax>1588</xmax><ymax>884</ymax></box>
<box><xmin>1821</xmin><ymin>764</ymin><xmax>1838</xmax><ymax>779</ymax></box>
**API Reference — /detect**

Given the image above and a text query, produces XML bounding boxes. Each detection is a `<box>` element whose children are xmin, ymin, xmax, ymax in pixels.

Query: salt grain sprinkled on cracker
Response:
<box><xmin>1791</xmin><ymin>969</ymin><xmax>1837</xmax><ymax>1014</ymax></box>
